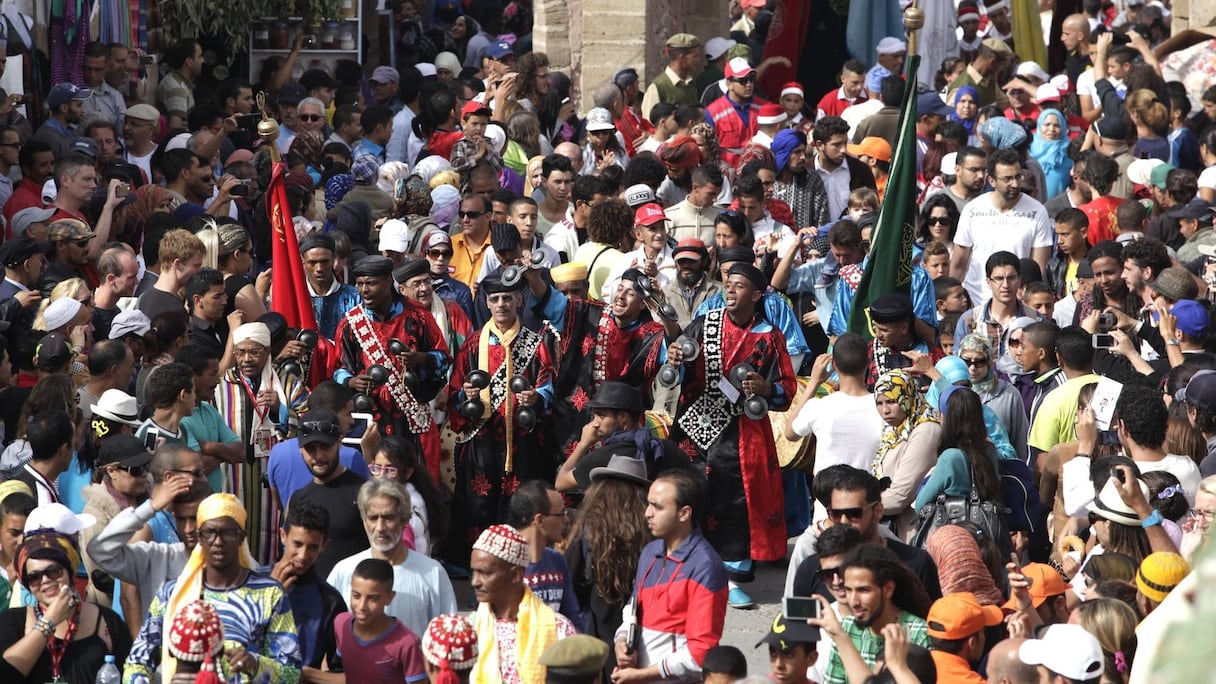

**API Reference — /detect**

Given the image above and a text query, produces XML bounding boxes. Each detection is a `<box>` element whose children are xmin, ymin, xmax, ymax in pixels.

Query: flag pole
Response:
<box><xmin>904</xmin><ymin>3</ymin><xmax>924</xmax><ymax>62</ymax></box>
<box><xmin>255</xmin><ymin>92</ymin><xmax>283</xmax><ymax>163</ymax></box>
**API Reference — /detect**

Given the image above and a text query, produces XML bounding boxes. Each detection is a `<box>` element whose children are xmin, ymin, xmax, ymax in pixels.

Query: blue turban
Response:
<box><xmin>979</xmin><ymin>116</ymin><xmax>1027</xmax><ymax>149</ymax></box>
<box><xmin>866</xmin><ymin>65</ymin><xmax>893</xmax><ymax>95</ymax></box>
<box><xmin>772</xmin><ymin>129</ymin><xmax>804</xmax><ymax>172</ymax></box>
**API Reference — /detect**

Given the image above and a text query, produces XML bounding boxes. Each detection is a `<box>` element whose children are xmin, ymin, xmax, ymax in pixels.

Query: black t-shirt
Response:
<box><xmin>137</xmin><ymin>287</ymin><xmax>186</xmax><ymax>322</ymax></box>
<box><xmin>92</xmin><ymin>306</ymin><xmax>118</xmax><ymax>341</ymax></box>
<box><xmin>290</xmin><ymin>468</ymin><xmax>370</xmax><ymax>579</ymax></box>
<box><xmin>792</xmin><ymin>537</ymin><xmax>942</xmax><ymax>604</ymax></box>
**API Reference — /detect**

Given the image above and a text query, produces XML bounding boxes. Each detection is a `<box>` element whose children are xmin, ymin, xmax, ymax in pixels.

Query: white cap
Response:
<box><xmin>1018</xmin><ymin>625</ymin><xmax>1104</xmax><ymax>681</ymax></box>
<box><xmin>416</xmin><ymin>62</ymin><xmax>437</xmax><ymax>78</ymax></box>
<box><xmin>1014</xmin><ymin>61</ymin><xmax>1050</xmax><ymax>83</ymax></box>
<box><xmin>25</xmin><ymin>503</ymin><xmax>97</xmax><ymax>535</ymax></box>
<box><xmin>1127</xmin><ymin>158</ymin><xmax>1166</xmax><ymax>186</ymax></box>
<box><xmin>941</xmin><ymin>152</ymin><xmax>958</xmax><ymax>174</ymax></box>
<box><xmin>92</xmin><ymin>389</ymin><xmax>141</xmax><ymax>427</ymax></box>
<box><xmin>378</xmin><ymin>218</ymin><xmax>410</xmax><ymax>253</ymax></box>
<box><xmin>704</xmin><ymin>36</ymin><xmax>736</xmax><ymax>61</ymax></box>
<box><xmin>876</xmin><ymin>37</ymin><xmax>907</xmax><ymax>55</ymax></box>
<box><xmin>42</xmin><ymin>297</ymin><xmax>82</xmax><ymax>331</ymax></box>
<box><xmin>41</xmin><ymin>178</ymin><xmax>57</xmax><ymax>203</ymax></box>
<box><xmin>585</xmin><ymin>107</ymin><xmax>616</xmax><ymax>132</ymax></box>
<box><xmin>165</xmin><ymin>132</ymin><xmax>192</xmax><ymax>151</ymax></box>
<box><xmin>625</xmin><ymin>184</ymin><xmax>655</xmax><ymax>207</ymax></box>
<box><xmin>1035</xmin><ymin>83</ymin><xmax>1061</xmax><ymax>104</ymax></box>
<box><xmin>109</xmin><ymin>310</ymin><xmax>151</xmax><ymax>339</ymax></box>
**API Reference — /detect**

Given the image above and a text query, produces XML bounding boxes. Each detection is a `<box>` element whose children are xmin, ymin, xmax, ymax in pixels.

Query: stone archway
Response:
<box><xmin>535</xmin><ymin>0</ymin><xmax>727</xmax><ymax>110</ymax></box>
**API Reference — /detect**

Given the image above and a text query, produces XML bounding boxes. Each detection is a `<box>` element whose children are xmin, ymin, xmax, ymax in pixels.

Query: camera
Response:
<box><xmin>1097</xmin><ymin>312</ymin><xmax>1117</xmax><ymax>332</ymax></box>
<box><xmin>1091</xmin><ymin>333</ymin><xmax>1115</xmax><ymax>349</ymax></box>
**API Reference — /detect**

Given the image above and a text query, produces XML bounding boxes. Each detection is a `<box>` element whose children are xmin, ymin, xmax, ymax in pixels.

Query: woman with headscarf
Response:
<box><xmin>0</xmin><ymin>528</ymin><xmax>132</xmax><ymax>683</ymax></box>
<box><xmin>1029</xmin><ymin>109</ymin><xmax>1073</xmax><ymax>199</ymax></box>
<box><xmin>925</xmin><ymin>524</ymin><xmax>1006</xmax><ymax>606</ymax></box>
<box><xmin>124</xmin><ymin>493</ymin><xmax>300</xmax><ymax>684</ymax></box>
<box><xmin>324</xmin><ymin>174</ymin><xmax>355</xmax><ymax>212</ymax></box>
<box><xmin>872</xmin><ymin>369</ymin><xmax>942</xmax><ymax>541</ymax></box>
<box><xmin>485</xmin><ymin>123</ymin><xmax>525</xmax><ymax>194</ymax></box>
<box><xmin>413</xmin><ymin>155</ymin><xmax>454</xmax><ymax>185</ymax></box>
<box><xmin>288</xmin><ymin>130</ymin><xmax>325</xmax><ymax>186</ymax></box>
<box><xmin>925</xmin><ymin>356</ymin><xmax>1020</xmax><ymax>461</ymax></box>
<box><xmin>958</xmin><ymin>333</ymin><xmax>1030</xmax><ymax>461</ymax></box>
<box><xmin>521</xmin><ymin>154</ymin><xmax>546</xmax><ymax>195</ymax></box>
<box><xmin>949</xmin><ymin>85</ymin><xmax>980</xmax><ymax>144</ymax></box>
<box><xmin>430</xmin><ymin>184</ymin><xmax>462</xmax><ymax>230</ymax></box>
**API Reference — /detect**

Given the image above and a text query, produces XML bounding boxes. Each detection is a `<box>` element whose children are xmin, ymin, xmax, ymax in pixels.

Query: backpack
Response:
<box><xmin>1000</xmin><ymin>458</ymin><xmax>1051</xmax><ymax>562</ymax></box>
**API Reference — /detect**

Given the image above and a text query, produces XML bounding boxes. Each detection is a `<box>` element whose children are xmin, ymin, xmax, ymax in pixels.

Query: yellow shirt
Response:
<box><xmin>1028</xmin><ymin>373</ymin><xmax>1101</xmax><ymax>453</ymax></box>
<box><xmin>451</xmin><ymin>231</ymin><xmax>491</xmax><ymax>290</ymax></box>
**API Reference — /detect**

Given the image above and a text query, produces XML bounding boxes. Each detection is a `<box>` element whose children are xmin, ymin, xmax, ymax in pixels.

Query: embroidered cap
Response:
<box><xmin>168</xmin><ymin>600</ymin><xmax>226</xmax><ymax>662</ymax></box>
<box><xmin>473</xmin><ymin>524</ymin><xmax>528</xmax><ymax>567</ymax></box>
<box><xmin>422</xmin><ymin>614</ymin><xmax>479</xmax><ymax>670</ymax></box>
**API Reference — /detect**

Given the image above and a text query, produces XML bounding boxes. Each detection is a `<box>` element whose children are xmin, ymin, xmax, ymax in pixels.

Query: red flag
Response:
<box><xmin>267</xmin><ymin>161</ymin><xmax>318</xmax><ymax>332</ymax></box>
<box><xmin>757</xmin><ymin>1</ymin><xmax>810</xmax><ymax>103</ymax></box>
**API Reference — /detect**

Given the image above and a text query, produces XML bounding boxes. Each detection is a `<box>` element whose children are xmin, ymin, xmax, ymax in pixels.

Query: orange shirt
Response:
<box><xmin>450</xmin><ymin>230</ymin><xmax>490</xmax><ymax>289</ymax></box>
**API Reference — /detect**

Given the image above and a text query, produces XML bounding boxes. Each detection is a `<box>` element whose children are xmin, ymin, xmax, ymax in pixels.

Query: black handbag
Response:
<box><xmin>912</xmin><ymin>457</ymin><xmax>1012</xmax><ymax>556</ymax></box>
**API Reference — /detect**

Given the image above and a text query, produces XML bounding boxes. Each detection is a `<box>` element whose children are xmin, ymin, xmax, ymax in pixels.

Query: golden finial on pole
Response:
<box><xmin>904</xmin><ymin>3</ymin><xmax>925</xmax><ymax>59</ymax></box>
<box><xmin>255</xmin><ymin>92</ymin><xmax>283</xmax><ymax>163</ymax></box>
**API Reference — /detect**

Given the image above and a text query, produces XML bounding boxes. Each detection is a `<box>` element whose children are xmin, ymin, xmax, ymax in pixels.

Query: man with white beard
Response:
<box><xmin>325</xmin><ymin>479</ymin><xmax>457</xmax><ymax>636</ymax></box>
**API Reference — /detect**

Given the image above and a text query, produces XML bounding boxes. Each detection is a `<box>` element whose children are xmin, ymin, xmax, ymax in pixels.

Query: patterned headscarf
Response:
<box><xmin>959</xmin><ymin>333</ymin><xmax>996</xmax><ymax>394</ymax></box>
<box><xmin>325</xmin><ymin>174</ymin><xmax>355</xmax><ymax>209</ymax></box>
<box><xmin>873</xmin><ymin>369</ymin><xmax>938</xmax><ymax>474</ymax></box>
<box><xmin>378</xmin><ymin>161</ymin><xmax>411</xmax><ymax>195</ymax></box>
<box><xmin>926</xmin><ymin>525</ymin><xmax>1004</xmax><ymax>605</ymax></box>
<box><xmin>401</xmin><ymin>174</ymin><xmax>434</xmax><ymax>216</ymax></box>
<box><xmin>979</xmin><ymin>116</ymin><xmax>1027</xmax><ymax>149</ymax></box>
<box><xmin>689</xmin><ymin>123</ymin><xmax>721</xmax><ymax>164</ymax></box>
<box><xmin>16</xmin><ymin>529</ymin><xmax>81</xmax><ymax>589</ymax></box>
<box><xmin>289</xmin><ymin>130</ymin><xmax>325</xmax><ymax>169</ymax></box>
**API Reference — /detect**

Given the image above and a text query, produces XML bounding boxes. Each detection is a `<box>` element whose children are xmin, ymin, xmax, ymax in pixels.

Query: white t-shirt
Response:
<box><xmin>1139</xmin><ymin>454</ymin><xmax>1202</xmax><ymax>506</ymax></box>
<box><xmin>954</xmin><ymin>191</ymin><xmax>1054</xmax><ymax>303</ymax></box>
<box><xmin>788</xmin><ymin>392</ymin><xmax>884</xmax><ymax>474</ymax></box>
<box><xmin>1198</xmin><ymin>165</ymin><xmax>1216</xmax><ymax>191</ymax></box>
<box><xmin>327</xmin><ymin>548</ymin><xmax>458</xmax><ymax>638</ymax></box>
<box><xmin>1076</xmin><ymin>71</ymin><xmax>1125</xmax><ymax>110</ymax></box>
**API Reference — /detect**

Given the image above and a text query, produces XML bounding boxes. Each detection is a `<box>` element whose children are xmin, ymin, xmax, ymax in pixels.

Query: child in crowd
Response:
<box><xmin>638</xmin><ymin>102</ymin><xmax>677</xmax><ymax>154</ymax></box>
<box><xmin>336</xmin><ymin>558</ymin><xmax>428</xmax><ymax>684</ymax></box>
<box><xmin>935</xmin><ymin>276</ymin><xmax>970</xmax><ymax>321</ymax></box>
<box><xmin>760</xmin><ymin>612</ymin><xmax>819</xmax><ymax>684</ymax></box>
<box><xmin>1022</xmin><ymin>281</ymin><xmax>1056</xmax><ymax>321</ymax></box>
<box><xmin>940</xmin><ymin>312</ymin><xmax>962</xmax><ymax>355</ymax></box>
<box><xmin>702</xmin><ymin>644</ymin><xmax>748</xmax><ymax>684</ymax></box>
<box><xmin>922</xmin><ymin>240</ymin><xmax>951</xmax><ymax>279</ymax></box>
<box><xmin>846</xmin><ymin>188</ymin><xmax>880</xmax><ymax>222</ymax></box>
<box><xmin>450</xmin><ymin>102</ymin><xmax>502</xmax><ymax>174</ymax></box>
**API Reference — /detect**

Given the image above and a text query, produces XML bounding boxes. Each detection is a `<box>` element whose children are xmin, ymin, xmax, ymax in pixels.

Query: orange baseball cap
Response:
<box><xmin>1003</xmin><ymin>563</ymin><xmax>1071</xmax><ymax>610</ymax></box>
<box><xmin>847</xmin><ymin>136</ymin><xmax>891</xmax><ymax>163</ymax></box>
<box><xmin>927</xmin><ymin>592</ymin><xmax>1004</xmax><ymax>639</ymax></box>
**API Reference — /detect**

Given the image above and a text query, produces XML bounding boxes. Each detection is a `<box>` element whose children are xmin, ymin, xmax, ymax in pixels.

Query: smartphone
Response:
<box><xmin>142</xmin><ymin>428</ymin><xmax>159</xmax><ymax>451</ymax></box>
<box><xmin>343</xmin><ymin>412</ymin><xmax>374</xmax><ymax>446</ymax></box>
<box><xmin>783</xmin><ymin>596</ymin><xmax>821</xmax><ymax>621</ymax></box>
<box><xmin>116</xmin><ymin>182</ymin><xmax>130</xmax><ymax>198</ymax></box>
<box><xmin>561</xmin><ymin>97</ymin><xmax>570</xmax><ymax>105</ymax></box>
<box><xmin>238</xmin><ymin>113</ymin><xmax>261</xmax><ymax>127</ymax></box>
<box><xmin>229</xmin><ymin>183</ymin><xmax>249</xmax><ymax>197</ymax></box>
<box><xmin>1111</xmin><ymin>467</ymin><xmax>1125</xmax><ymax>483</ymax></box>
<box><xmin>1091</xmin><ymin>333</ymin><xmax>1115</xmax><ymax>349</ymax></box>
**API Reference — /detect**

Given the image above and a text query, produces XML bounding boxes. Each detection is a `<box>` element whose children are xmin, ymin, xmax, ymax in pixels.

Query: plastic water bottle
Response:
<box><xmin>95</xmin><ymin>654</ymin><xmax>121</xmax><ymax>684</ymax></box>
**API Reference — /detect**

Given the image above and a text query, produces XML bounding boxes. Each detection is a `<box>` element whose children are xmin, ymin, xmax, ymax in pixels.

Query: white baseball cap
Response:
<box><xmin>378</xmin><ymin>218</ymin><xmax>410</xmax><ymax>253</ymax></box>
<box><xmin>25</xmin><ymin>503</ymin><xmax>97</xmax><ymax>535</ymax></box>
<box><xmin>1018</xmin><ymin>625</ymin><xmax>1104</xmax><ymax>681</ymax></box>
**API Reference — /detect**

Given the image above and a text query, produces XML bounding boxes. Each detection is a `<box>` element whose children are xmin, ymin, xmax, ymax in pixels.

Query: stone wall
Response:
<box><xmin>1174</xmin><ymin>0</ymin><xmax>1216</xmax><ymax>33</ymax></box>
<box><xmin>535</xmin><ymin>0</ymin><xmax>727</xmax><ymax>112</ymax></box>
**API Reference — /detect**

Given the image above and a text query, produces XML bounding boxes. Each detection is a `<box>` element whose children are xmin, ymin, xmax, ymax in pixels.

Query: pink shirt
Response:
<box><xmin>335</xmin><ymin>613</ymin><xmax>427</xmax><ymax>683</ymax></box>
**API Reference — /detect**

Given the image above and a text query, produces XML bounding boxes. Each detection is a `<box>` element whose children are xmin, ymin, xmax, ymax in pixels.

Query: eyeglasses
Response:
<box><xmin>816</xmin><ymin>566</ymin><xmax>843</xmax><ymax>583</ymax></box>
<box><xmin>1008</xmin><ymin>337</ymin><xmax>1022</xmax><ymax>348</ymax></box>
<box><xmin>961</xmin><ymin>357</ymin><xmax>988</xmax><ymax>367</ymax></box>
<box><xmin>989</xmin><ymin>275</ymin><xmax>1018</xmax><ymax>283</ymax></box>
<box><xmin>300</xmin><ymin>420</ymin><xmax>341</xmax><ymax>437</ymax></box>
<box><xmin>459</xmin><ymin>210</ymin><xmax>486</xmax><ymax>219</ymax></box>
<box><xmin>299</xmin><ymin>114</ymin><xmax>324</xmax><ymax>122</ymax></box>
<box><xmin>427</xmin><ymin>249</ymin><xmax>453</xmax><ymax>258</ymax></box>
<box><xmin>111</xmin><ymin>463</ymin><xmax>149</xmax><ymax>477</ymax></box>
<box><xmin>24</xmin><ymin>564</ymin><xmax>66</xmax><ymax>586</ymax></box>
<box><xmin>234</xmin><ymin>346</ymin><xmax>266</xmax><ymax>359</ymax></box>
<box><xmin>368</xmin><ymin>463</ymin><xmax>399</xmax><ymax>478</ymax></box>
<box><xmin>199</xmin><ymin>527</ymin><xmax>243</xmax><ymax>544</ymax></box>
<box><xmin>168</xmin><ymin>467</ymin><xmax>206</xmax><ymax>479</ymax></box>
<box><xmin>0</xmin><ymin>142</ymin><xmax>20</xmax><ymax>148</ymax></box>
<box><xmin>826</xmin><ymin>503</ymin><xmax>874</xmax><ymax>521</ymax></box>
<box><xmin>927</xmin><ymin>216</ymin><xmax>950</xmax><ymax>226</ymax></box>
<box><xmin>1188</xmin><ymin>508</ymin><xmax>1215</xmax><ymax>524</ymax></box>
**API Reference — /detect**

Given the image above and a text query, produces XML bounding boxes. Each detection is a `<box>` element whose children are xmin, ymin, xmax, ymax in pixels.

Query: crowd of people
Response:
<box><xmin>0</xmin><ymin>0</ymin><xmax>1214</xmax><ymax>682</ymax></box>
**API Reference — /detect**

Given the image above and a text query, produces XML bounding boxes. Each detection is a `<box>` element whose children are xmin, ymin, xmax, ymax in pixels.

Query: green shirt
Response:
<box><xmin>1027</xmin><ymin>373</ymin><xmax>1100</xmax><ymax>453</ymax></box>
<box><xmin>180</xmin><ymin>401</ymin><xmax>242</xmax><ymax>492</ymax></box>
<box><xmin>823</xmin><ymin>611</ymin><xmax>930</xmax><ymax>684</ymax></box>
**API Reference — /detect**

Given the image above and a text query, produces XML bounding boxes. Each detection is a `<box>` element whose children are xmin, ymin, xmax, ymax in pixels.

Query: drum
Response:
<box><xmin>774</xmin><ymin>376</ymin><xmax>820</xmax><ymax>472</ymax></box>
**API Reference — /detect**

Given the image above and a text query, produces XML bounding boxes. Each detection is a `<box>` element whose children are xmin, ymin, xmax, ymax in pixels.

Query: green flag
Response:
<box><xmin>847</xmin><ymin>55</ymin><xmax>922</xmax><ymax>339</ymax></box>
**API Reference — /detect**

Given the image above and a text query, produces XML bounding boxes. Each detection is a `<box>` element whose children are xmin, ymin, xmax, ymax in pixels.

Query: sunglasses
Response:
<box><xmin>961</xmin><ymin>357</ymin><xmax>988</xmax><ymax>367</ymax></box>
<box><xmin>427</xmin><ymin>249</ymin><xmax>453</xmax><ymax>258</ymax></box>
<box><xmin>459</xmin><ymin>210</ymin><xmax>487</xmax><ymax>219</ymax></box>
<box><xmin>199</xmin><ymin>528</ymin><xmax>243</xmax><ymax>544</ymax></box>
<box><xmin>730</xmin><ymin>75</ymin><xmax>757</xmax><ymax>84</ymax></box>
<box><xmin>299</xmin><ymin>114</ymin><xmax>324</xmax><ymax>122</ymax></box>
<box><xmin>73</xmin><ymin>238</ymin><xmax>91</xmax><ymax>248</ymax></box>
<box><xmin>927</xmin><ymin>216</ymin><xmax>950</xmax><ymax>226</ymax></box>
<box><xmin>827</xmin><ymin>503</ymin><xmax>873</xmax><ymax>521</ymax></box>
<box><xmin>24</xmin><ymin>564</ymin><xmax>66</xmax><ymax>586</ymax></box>
<box><xmin>111</xmin><ymin>463</ymin><xmax>149</xmax><ymax>477</ymax></box>
<box><xmin>168</xmin><ymin>467</ymin><xmax>206</xmax><ymax>480</ymax></box>
<box><xmin>817</xmin><ymin>566</ymin><xmax>843</xmax><ymax>583</ymax></box>
<box><xmin>1008</xmin><ymin>337</ymin><xmax>1022</xmax><ymax>348</ymax></box>
<box><xmin>368</xmin><ymin>463</ymin><xmax>399</xmax><ymax>478</ymax></box>
<box><xmin>300</xmin><ymin>420</ymin><xmax>341</xmax><ymax>437</ymax></box>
